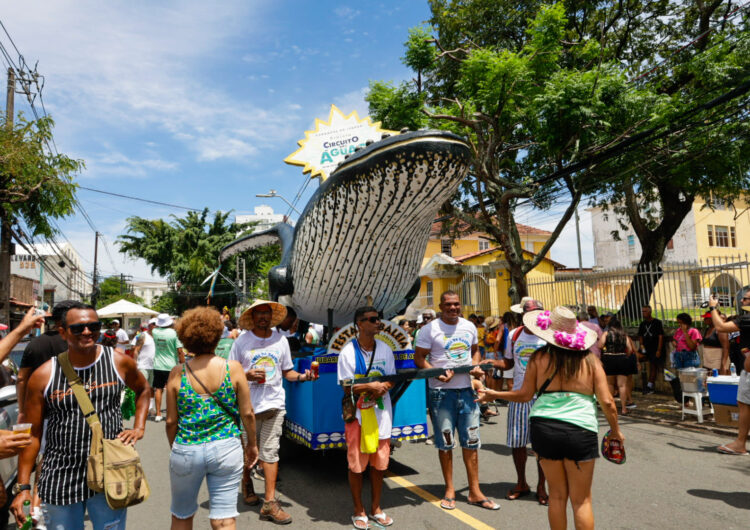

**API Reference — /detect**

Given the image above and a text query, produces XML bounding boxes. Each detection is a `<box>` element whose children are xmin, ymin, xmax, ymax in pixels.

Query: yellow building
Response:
<box><xmin>413</xmin><ymin>220</ymin><xmax>564</xmax><ymax>317</ymax></box>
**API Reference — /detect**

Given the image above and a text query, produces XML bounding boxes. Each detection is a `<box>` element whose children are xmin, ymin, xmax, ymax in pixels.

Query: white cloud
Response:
<box><xmin>332</xmin><ymin>87</ymin><xmax>370</xmax><ymax>118</ymax></box>
<box><xmin>2</xmin><ymin>0</ymin><xmax>301</xmax><ymax>164</ymax></box>
<box><xmin>84</xmin><ymin>152</ymin><xmax>179</xmax><ymax>179</ymax></box>
<box><xmin>334</xmin><ymin>7</ymin><xmax>360</xmax><ymax>20</ymax></box>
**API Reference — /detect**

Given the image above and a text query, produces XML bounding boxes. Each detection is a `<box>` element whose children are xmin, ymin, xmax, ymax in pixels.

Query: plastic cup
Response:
<box><xmin>13</xmin><ymin>423</ymin><xmax>32</xmax><ymax>434</ymax></box>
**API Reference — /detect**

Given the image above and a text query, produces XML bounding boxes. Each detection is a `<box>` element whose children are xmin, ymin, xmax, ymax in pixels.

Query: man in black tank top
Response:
<box><xmin>10</xmin><ymin>302</ymin><xmax>150</xmax><ymax>529</ymax></box>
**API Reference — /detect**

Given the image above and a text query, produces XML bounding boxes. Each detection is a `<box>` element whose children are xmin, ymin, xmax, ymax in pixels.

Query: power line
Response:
<box><xmin>77</xmin><ymin>186</ymin><xmax>202</xmax><ymax>212</ymax></box>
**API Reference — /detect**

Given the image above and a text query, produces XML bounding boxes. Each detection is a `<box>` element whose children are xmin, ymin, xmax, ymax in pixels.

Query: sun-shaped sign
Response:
<box><xmin>284</xmin><ymin>105</ymin><xmax>398</xmax><ymax>181</ymax></box>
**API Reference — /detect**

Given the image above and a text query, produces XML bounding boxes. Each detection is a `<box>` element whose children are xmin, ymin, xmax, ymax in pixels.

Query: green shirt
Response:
<box><xmin>529</xmin><ymin>391</ymin><xmax>599</xmax><ymax>433</ymax></box>
<box><xmin>152</xmin><ymin>327</ymin><xmax>183</xmax><ymax>371</ymax></box>
<box><xmin>214</xmin><ymin>338</ymin><xmax>235</xmax><ymax>360</ymax></box>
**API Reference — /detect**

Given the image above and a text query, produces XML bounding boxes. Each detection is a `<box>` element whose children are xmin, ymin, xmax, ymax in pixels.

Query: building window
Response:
<box><xmin>441</xmin><ymin>239</ymin><xmax>452</xmax><ymax>256</ymax></box>
<box><xmin>627</xmin><ymin>235</ymin><xmax>635</xmax><ymax>257</ymax></box>
<box><xmin>426</xmin><ymin>281</ymin><xmax>433</xmax><ymax>306</ymax></box>
<box><xmin>715</xmin><ymin>225</ymin><xmax>729</xmax><ymax>247</ymax></box>
<box><xmin>478</xmin><ymin>240</ymin><xmax>490</xmax><ymax>251</ymax></box>
<box><xmin>707</xmin><ymin>225</ymin><xmax>714</xmax><ymax>246</ymax></box>
<box><xmin>710</xmin><ymin>195</ymin><xmax>727</xmax><ymax>210</ymax></box>
<box><xmin>730</xmin><ymin>226</ymin><xmax>736</xmax><ymax>247</ymax></box>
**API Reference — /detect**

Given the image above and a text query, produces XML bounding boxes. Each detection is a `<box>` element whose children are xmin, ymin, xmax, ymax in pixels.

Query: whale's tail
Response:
<box><xmin>218</xmin><ymin>222</ymin><xmax>294</xmax><ymax>300</ymax></box>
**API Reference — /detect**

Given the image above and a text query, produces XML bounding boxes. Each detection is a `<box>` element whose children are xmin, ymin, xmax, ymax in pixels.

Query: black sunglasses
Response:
<box><xmin>67</xmin><ymin>321</ymin><xmax>103</xmax><ymax>335</ymax></box>
<box><xmin>359</xmin><ymin>316</ymin><xmax>380</xmax><ymax>324</ymax></box>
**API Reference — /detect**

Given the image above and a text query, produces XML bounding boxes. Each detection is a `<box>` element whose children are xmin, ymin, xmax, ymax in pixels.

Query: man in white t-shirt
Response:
<box><xmin>414</xmin><ymin>291</ymin><xmax>498</xmax><ymax>511</ymax></box>
<box><xmin>111</xmin><ymin>319</ymin><xmax>129</xmax><ymax>348</ymax></box>
<box><xmin>501</xmin><ymin>298</ymin><xmax>548</xmax><ymax>504</ymax></box>
<box><xmin>337</xmin><ymin>306</ymin><xmax>396</xmax><ymax>529</ymax></box>
<box><xmin>132</xmin><ymin>318</ymin><xmax>157</xmax><ymax>414</ymax></box>
<box><xmin>229</xmin><ymin>300</ymin><xmax>317</xmax><ymax>524</ymax></box>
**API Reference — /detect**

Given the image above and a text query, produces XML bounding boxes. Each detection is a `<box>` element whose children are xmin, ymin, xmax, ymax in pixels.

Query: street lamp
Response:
<box><xmin>255</xmin><ymin>189</ymin><xmax>301</xmax><ymax>216</ymax></box>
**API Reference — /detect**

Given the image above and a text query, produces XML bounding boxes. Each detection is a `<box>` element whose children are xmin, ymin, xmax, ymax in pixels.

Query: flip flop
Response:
<box><xmin>717</xmin><ymin>445</ymin><xmax>749</xmax><ymax>455</ymax></box>
<box><xmin>440</xmin><ymin>497</ymin><xmax>456</xmax><ymax>510</ymax></box>
<box><xmin>369</xmin><ymin>512</ymin><xmax>393</xmax><ymax>527</ymax></box>
<box><xmin>467</xmin><ymin>498</ymin><xmax>500</xmax><ymax>511</ymax></box>
<box><xmin>536</xmin><ymin>493</ymin><xmax>549</xmax><ymax>506</ymax></box>
<box><xmin>352</xmin><ymin>515</ymin><xmax>370</xmax><ymax>529</ymax></box>
<box><xmin>505</xmin><ymin>488</ymin><xmax>531</xmax><ymax>500</ymax></box>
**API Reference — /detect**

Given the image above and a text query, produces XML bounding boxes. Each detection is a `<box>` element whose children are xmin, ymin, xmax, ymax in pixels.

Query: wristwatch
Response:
<box><xmin>12</xmin><ymin>483</ymin><xmax>31</xmax><ymax>494</ymax></box>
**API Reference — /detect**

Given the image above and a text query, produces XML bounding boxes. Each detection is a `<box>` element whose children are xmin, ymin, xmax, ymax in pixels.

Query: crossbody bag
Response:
<box><xmin>341</xmin><ymin>340</ymin><xmax>376</xmax><ymax>423</ymax></box>
<box><xmin>58</xmin><ymin>350</ymin><xmax>150</xmax><ymax>510</ymax></box>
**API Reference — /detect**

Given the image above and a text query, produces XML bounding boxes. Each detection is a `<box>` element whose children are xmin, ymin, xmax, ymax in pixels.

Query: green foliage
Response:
<box><xmin>366</xmin><ymin>81</ymin><xmax>427</xmax><ymax>131</ymax></box>
<box><xmin>96</xmin><ymin>275</ymin><xmax>144</xmax><ymax>309</ymax></box>
<box><xmin>151</xmin><ymin>291</ymin><xmax>178</xmax><ymax>315</ymax></box>
<box><xmin>0</xmin><ymin>114</ymin><xmax>83</xmax><ymax>236</ymax></box>
<box><xmin>402</xmin><ymin>25</ymin><xmax>437</xmax><ymax>75</ymax></box>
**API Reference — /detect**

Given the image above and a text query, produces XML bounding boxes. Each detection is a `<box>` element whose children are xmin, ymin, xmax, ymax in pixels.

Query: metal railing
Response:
<box><xmin>527</xmin><ymin>254</ymin><xmax>750</xmax><ymax>325</ymax></box>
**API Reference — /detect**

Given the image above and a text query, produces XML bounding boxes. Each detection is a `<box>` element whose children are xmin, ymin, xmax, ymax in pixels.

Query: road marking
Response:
<box><xmin>384</xmin><ymin>471</ymin><xmax>496</xmax><ymax>530</ymax></box>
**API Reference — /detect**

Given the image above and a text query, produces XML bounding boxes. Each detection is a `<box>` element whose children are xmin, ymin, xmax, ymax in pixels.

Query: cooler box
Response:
<box><xmin>707</xmin><ymin>375</ymin><xmax>739</xmax><ymax>406</ymax></box>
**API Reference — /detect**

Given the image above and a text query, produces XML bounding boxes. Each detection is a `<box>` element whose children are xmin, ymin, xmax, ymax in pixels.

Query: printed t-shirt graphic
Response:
<box><xmin>337</xmin><ymin>339</ymin><xmax>396</xmax><ymax>440</ymax></box>
<box><xmin>504</xmin><ymin>328</ymin><xmax>546</xmax><ymax>391</ymax></box>
<box><xmin>416</xmin><ymin>317</ymin><xmax>477</xmax><ymax>390</ymax></box>
<box><xmin>152</xmin><ymin>327</ymin><xmax>183</xmax><ymax>371</ymax></box>
<box><xmin>229</xmin><ymin>329</ymin><xmax>292</xmax><ymax>414</ymax></box>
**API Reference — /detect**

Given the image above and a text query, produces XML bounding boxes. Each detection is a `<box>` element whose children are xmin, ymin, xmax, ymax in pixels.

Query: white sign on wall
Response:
<box><xmin>284</xmin><ymin>105</ymin><xmax>397</xmax><ymax>181</ymax></box>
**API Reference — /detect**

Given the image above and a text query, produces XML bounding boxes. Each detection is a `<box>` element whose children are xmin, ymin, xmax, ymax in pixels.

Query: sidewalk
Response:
<box><xmin>623</xmin><ymin>390</ymin><xmax>737</xmax><ymax>437</ymax></box>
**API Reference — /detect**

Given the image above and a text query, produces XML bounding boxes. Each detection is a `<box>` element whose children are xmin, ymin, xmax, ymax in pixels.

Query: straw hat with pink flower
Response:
<box><xmin>522</xmin><ymin>306</ymin><xmax>597</xmax><ymax>351</ymax></box>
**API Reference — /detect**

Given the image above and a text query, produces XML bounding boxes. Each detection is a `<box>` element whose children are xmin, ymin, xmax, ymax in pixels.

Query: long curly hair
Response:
<box><xmin>175</xmin><ymin>306</ymin><xmax>224</xmax><ymax>355</ymax></box>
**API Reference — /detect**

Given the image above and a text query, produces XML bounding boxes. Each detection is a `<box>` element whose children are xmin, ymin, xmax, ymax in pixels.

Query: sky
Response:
<box><xmin>1</xmin><ymin>0</ymin><xmax>594</xmax><ymax>285</ymax></box>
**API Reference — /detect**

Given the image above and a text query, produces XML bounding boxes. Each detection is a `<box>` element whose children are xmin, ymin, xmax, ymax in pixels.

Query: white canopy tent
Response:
<box><xmin>97</xmin><ymin>299</ymin><xmax>158</xmax><ymax>331</ymax></box>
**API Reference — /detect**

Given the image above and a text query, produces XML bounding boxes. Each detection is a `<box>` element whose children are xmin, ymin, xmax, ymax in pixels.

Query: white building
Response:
<box><xmin>235</xmin><ymin>205</ymin><xmax>293</xmax><ymax>233</ymax></box>
<box><xmin>131</xmin><ymin>281</ymin><xmax>169</xmax><ymax>308</ymax></box>
<box><xmin>589</xmin><ymin>204</ymin><xmax>703</xmax><ymax>269</ymax></box>
<box><xmin>11</xmin><ymin>243</ymin><xmax>91</xmax><ymax>307</ymax></box>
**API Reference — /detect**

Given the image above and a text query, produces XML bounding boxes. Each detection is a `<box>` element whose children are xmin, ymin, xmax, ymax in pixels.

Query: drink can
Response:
<box><xmin>258</xmin><ymin>370</ymin><xmax>266</xmax><ymax>384</ymax></box>
<box><xmin>311</xmin><ymin>361</ymin><xmax>319</xmax><ymax>378</ymax></box>
<box><xmin>712</xmin><ymin>369</ymin><xmax>719</xmax><ymax>377</ymax></box>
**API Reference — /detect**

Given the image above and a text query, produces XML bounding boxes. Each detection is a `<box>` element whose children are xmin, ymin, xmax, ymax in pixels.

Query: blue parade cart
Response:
<box><xmin>282</xmin><ymin>321</ymin><xmax>427</xmax><ymax>450</ymax></box>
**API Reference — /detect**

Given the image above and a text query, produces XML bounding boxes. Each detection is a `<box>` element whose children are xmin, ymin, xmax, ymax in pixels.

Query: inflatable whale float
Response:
<box><xmin>219</xmin><ymin>129</ymin><xmax>471</xmax><ymax>327</ymax></box>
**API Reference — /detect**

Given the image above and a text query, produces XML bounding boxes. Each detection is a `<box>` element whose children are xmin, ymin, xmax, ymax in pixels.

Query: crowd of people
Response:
<box><xmin>0</xmin><ymin>286</ymin><xmax>747</xmax><ymax>530</ymax></box>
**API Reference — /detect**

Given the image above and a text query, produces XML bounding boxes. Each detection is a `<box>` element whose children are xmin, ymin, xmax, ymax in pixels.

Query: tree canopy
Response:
<box><xmin>367</xmin><ymin>0</ymin><xmax>750</xmax><ymax>306</ymax></box>
<box><xmin>95</xmin><ymin>275</ymin><xmax>144</xmax><ymax>309</ymax></box>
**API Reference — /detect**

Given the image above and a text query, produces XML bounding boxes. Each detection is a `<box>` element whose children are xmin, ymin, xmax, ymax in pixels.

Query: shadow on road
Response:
<box><xmin>666</xmin><ymin>442</ymin><xmax>723</xmax><ymax>453</ymax></box>
<box><xmin>687</xmin><ymin>489</ymin><xmax>750</xmax><ymax>510</ymax></box>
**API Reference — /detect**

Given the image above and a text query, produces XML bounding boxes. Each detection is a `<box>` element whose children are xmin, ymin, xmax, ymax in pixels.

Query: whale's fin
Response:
<box><xmin>218</xmin><ymin>222</ymin><xmax>294</xmax><ymax>265</ymax></box>
<box><xmin>218</xmin><ymin>223</ymin><xmax>294</xmax><ymax>301</ymax></box>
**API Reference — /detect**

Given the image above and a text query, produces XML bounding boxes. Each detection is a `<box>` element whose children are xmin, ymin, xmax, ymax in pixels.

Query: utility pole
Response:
<box><xmin>241</xmin><ymin>258</ymin><xmax>247</xmax><ymax>304</ymax></box>
<box><xmin>0</xmin><ymin>68</ymin><xmax>15</xmax><ymax>326</ymax></box>
<box><xmin>574</xmin><ymin>206</ymin><xmax>587</xmax><ymax>310</ymax></box>
<box><xmin>91</xmin><ymin>232</ymin><xmax>99</xmax><ymax>306</ymax></box>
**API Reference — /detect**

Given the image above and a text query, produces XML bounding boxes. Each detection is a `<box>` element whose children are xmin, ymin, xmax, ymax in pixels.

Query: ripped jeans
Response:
<box><xmin>428</xmin><ymin>387</ymin><xmax>481</xmax><ymax>451</ymax></box>
<box><xmin>43</xmin><ymin>493</ymin><xmax>127</xmax><ymax>530</ymax></box>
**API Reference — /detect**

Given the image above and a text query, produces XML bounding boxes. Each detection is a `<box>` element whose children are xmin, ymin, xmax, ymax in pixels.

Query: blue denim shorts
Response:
<box><xmin>43</xmin><ymin>492</ymin><xmax>126</xmax><ymax>530</ymax></box>
<box><xmin>428</xmin><ymin>387</ymin><xmax>481</xmax><ymax>450</ymax></box>
<box><xmin>672</xmin><ymin>350</ymin><xmax>700</xmax><ymax>370</ymax></box>
<box><xmin>170</xmin><ymin>436</ymin><xmax>244</xmax><ymax>520</ymax></box>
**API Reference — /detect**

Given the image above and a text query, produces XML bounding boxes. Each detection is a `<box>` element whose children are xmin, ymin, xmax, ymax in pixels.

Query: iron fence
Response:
<box><xmin>527</xmin><ymin>254</ymin><xmax>750</xmax><ymax>326</ymax></box>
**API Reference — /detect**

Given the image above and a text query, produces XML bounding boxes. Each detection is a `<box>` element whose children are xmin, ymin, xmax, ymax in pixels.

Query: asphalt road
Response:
<box><xmin>28</xmin><ymin>405</ymin><xmax>750</xmax><ymax>529</ymax></box>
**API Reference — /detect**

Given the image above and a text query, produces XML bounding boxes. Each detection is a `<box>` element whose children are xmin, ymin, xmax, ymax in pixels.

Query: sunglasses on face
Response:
<box><xmin>422</xmin><ymin>316</ymin><xmax>433</xmax><ymax>321</ymax></box>
<box><xmin>359</xmin><ymin>316</ymin><xmax>380</xmax><ymax>324</ymax></box>
<box><xmin>66</xmin><ymin>321</ymin><xmax>103</xmax><ymax>335</ymax></box>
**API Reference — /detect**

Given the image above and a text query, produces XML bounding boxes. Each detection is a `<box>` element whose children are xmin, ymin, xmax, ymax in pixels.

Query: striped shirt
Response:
<box><xmin>39</xmin><ymin>346</ymin><xmax>125</xmax><ymax>505</ymax></box>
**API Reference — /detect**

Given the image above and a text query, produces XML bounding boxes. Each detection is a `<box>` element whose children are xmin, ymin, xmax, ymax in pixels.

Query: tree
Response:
<box><xmin>117</xmin><ymin>209</ymin><xmax>280</xmax><ymax>313</ymax></box>
<box><xmin>95</xmin><ymin>275</ymin><xmax>144</xmax><ymax>309</ymax></box>
<box><xmin>368</xmin><ymin>0</ymin><xmax>750</xmax><ymax>307</ymax></box>
<box><xmin>368</xmin><ymin>3</ymin><xmax>643</xmax><ymax>301</ymax></box>
<box><xmin>0</xmin><ymin>113</ymin><xmax>83</xmax><ymax>323</ymax></box>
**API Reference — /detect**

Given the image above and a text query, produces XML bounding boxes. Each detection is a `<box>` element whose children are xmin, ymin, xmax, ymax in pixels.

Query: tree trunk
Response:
<box><xmin>0</xmin><ymin>209</ymin><xmax>11</xmax><ymax>326</ymax></box>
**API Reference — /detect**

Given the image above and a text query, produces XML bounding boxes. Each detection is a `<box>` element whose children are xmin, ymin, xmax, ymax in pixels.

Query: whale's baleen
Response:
<box><xmin>219</xmin><ymin>129</ymin><xmax>471</xmax><ymax>327</ymax></box>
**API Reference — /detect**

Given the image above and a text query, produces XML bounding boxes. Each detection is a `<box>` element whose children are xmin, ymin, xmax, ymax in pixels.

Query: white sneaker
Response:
<box><xmin>154</xmin><ymin>415</ymin><xmax>164</xmax><ymax>422</ymax></box>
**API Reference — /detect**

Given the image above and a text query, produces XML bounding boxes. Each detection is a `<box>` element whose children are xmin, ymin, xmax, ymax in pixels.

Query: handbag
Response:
<box><xmin>58</xmin><ymin>351</ymin><xmax>151</xmax><ymax>510</ymax></box>
<box><xmin>184</xmin><ymin>360</ymin><xmax>241</xmax><ymax>429</ymax></box>
<box><xmin>341</xmin><ymin>340</ymin><xmax>376</xmax><ymax>423</ymax></box>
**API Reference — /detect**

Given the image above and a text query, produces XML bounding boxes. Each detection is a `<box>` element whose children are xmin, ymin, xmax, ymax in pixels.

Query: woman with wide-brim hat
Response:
<box><xmin>477</xmin><ymin>306</ymin><xmax>623</xmax><ymax>530</ymax></box>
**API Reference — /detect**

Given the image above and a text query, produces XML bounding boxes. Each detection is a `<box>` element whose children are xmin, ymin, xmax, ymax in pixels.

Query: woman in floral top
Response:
<box><xmin>166</xmin><ymin>307</ymin><xmax>258</xmax><ymax>530</ymax></box>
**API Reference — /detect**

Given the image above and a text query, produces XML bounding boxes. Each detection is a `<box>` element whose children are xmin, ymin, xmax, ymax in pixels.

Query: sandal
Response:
<box><xmin>440</xmin><ymin>497</ymin><xmax>456</xmax><ymax>510</ymax></box>
<box><xmin>536</xmin><ymin>492</ymin><xmax>549</xmax><ymax>506</ymax></box>
<box><xmin>505</xmin><ymin>488</ymin><xmax>531</xmax><ymax>500</ymax></box>
<box><xmin>352</xmin><ymin>515</ymin><xmax>369</xmax><ymax>529</ymax></box>
<box><xmin>369</xmin><ymin>512</ymin><xmax>393</xmax><ymax>527</ymax></box>
<box><xmin>467</xmin><ymin>498</ymin><xmax>500</xmax><ymax>510</ymax></box>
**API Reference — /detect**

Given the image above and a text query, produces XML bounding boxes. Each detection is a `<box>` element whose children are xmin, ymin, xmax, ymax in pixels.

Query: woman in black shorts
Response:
<box><xmin>598</xmin><ymin>317</ymin><xmax>637</xmax><ymax>415</ymax></box>
<box><xmin>477</xmin><ymin>306</ymin><xmax>623</xmax><ymax>530</ymax></box>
